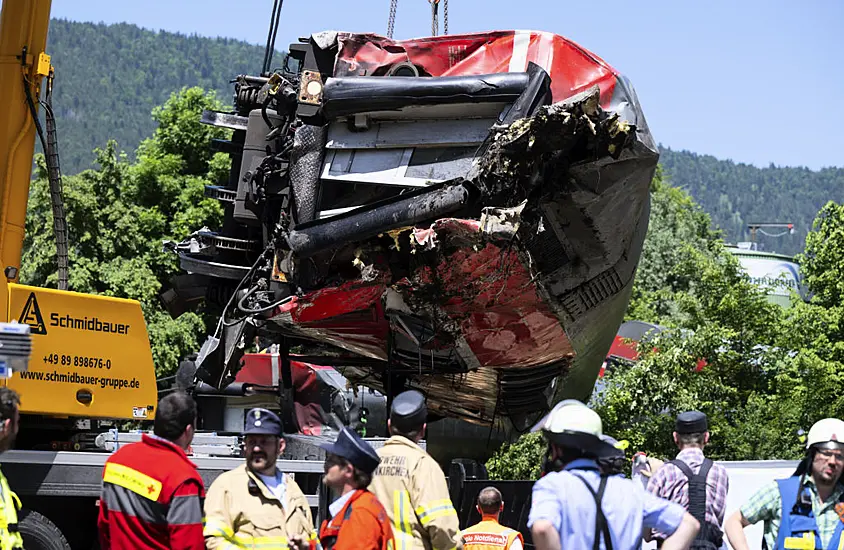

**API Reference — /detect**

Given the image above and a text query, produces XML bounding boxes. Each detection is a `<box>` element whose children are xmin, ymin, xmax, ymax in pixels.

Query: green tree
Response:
<box><xmin>593</xmin><ymin>241</ymin><xmax>791</xmax><ymax>461</ymax></box>
<box><xmin>771</xmin><ymin>201</ymin><xmax>844</xmax><ymax>433</ymax></box>
<box><xmin>22</xmin><ymin>87</ymin><xmax>228</xmax><ymax>377</ymax></box>
<box><xmin>486</xmin><ymin>432</ymin><xmax>545</xmax><ymax>481</ymax></box>
<box><xmin>626</xmin><ymin>168</ymin><xmax>722</xmax><ymax>324</ymax></box>
<box><xmin>797</xmin><ymin>201</ymin><xmax>844</xmax><ymax>308</ymax></box>
<box><xmin>488</xmin><ymin>196</ymin><xmax>844</xmax><ymax>479</ymax></box>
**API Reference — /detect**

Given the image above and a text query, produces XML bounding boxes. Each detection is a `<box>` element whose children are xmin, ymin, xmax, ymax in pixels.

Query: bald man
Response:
<box><xmin>460</xmin><ymin>487</ymin><xmax>524</xmax><ymax>550</ymax></box>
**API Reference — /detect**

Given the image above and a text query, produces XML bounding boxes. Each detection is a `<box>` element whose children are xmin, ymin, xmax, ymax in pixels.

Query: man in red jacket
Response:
<box><xmin>97</xmin><ymin>392</ymin><xmax>204</xmax><ymax>550</ymax></box>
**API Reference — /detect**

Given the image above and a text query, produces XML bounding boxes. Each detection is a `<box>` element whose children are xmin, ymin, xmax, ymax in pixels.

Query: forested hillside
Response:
<box><xmin>660</xmin><ymin>148</ymin><xmax>844</xmax><ymax>255</ymax></box>
<box><xmin>41</xmin><ymin>20</ymin><xmax>843</xmax><ymax>256</ymax></box>
<box><xmin>44</xmin><ymin>19</ymin><xmax>278</xmax><ymax>174</ymax></box>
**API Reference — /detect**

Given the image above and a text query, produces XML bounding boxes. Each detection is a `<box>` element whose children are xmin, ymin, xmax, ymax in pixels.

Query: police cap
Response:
<box><xmin>675</xmin><ymin>411</ymin><xmax>708</xmax><ymax>434</ymax></box>
<box><xmin>243</xmin><ymin>408</ymin><xmax>283</xmax><ymax>436</ymax></box>
<box><xmin>390</xmin><ymin>390</ymin><xmax>427</xmax><ymax>432</ymax></box>
<box><xmin>320</xmin><ymin>427</ymin><xmax>381</xmax><ymax>474</ymax></box>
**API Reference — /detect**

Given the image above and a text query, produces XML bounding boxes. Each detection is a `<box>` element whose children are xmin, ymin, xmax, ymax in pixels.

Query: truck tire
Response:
<box><xmin>17</xmin><ymin>509</ymin><xmax>71</xmax><ymax>550</ymax></box>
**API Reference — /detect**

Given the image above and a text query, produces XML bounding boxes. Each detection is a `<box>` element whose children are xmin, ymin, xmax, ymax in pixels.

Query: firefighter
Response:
<box><xmin>0</xmin><ymin>388</ymin><xmax>22</xmax><ymax>550</ymax></box>
<box><xmin>369</xmin><ymin>389</ymin><xmax>461</xmax><ymax>550</ymax></box>
<box><xmin>203</xmin><ymin>407</ymin><xmax>317</xmax><ymax>549</ymax></box>
<box><xmin>460</xmin><ymin>487</ymin><xmax>523</xmax><ymax>550</ymax></box>
<box><xmin>292</xmin><ymin>427</ymin><xmax>394</xmax><ymax>550</ymax></box>
<box><xmin>97</xmin><ymin>392</ymin><xmax>205</xmax><ymax>550</ymax></box>
<box><xmin>528</xmin><ymin>399</ymin><xmax>700</xmax><ymax>550</ymax></box>
<box><xmin>724</xmin><ymin>418</ymin><xmax>844</xmax><ymax>550</ymax></box>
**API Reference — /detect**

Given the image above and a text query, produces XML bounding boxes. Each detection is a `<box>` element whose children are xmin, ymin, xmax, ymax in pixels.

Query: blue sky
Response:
<box><xmin>46</xmin><ymin>0</ymin><xmax>843</xmax><ymax>170</ymax></box>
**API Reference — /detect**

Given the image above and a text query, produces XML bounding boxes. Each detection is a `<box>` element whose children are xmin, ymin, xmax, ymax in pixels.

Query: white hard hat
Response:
<box><xmin>806</xmin><ymin>418</ymin><xmax>844</xmax><ymax>449</ymax></box>
<box><xmin>530</xmin><ymin>400</ymin><xmax>618</xmax><ymax>457</ymax></box>
<box><xmin>531</xmin><ymin>399</ymin><xmax>603</xmax><ymax>437</ymax></box>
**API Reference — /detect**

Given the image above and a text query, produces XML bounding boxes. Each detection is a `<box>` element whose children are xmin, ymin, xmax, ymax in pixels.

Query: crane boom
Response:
<box><xmin>0</xmin><ymin>0</ymin><xmax>52</xmax><ymax>319</ymax></box>
<box><xmin>0</xmin><ymin>0</ymin><xmax>157</xmax><ymax>421</ymax></box>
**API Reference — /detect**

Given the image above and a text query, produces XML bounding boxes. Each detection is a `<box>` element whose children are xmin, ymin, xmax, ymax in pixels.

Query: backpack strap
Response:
<box><xmin>573</xmin><ymin>474</ymin><xmax>614</xmax><ymax>550</ymax></box>
<box><xmin>669</xmin><ymin>458</ymin><xmax>714</xmax><ymax>540</ymax></box>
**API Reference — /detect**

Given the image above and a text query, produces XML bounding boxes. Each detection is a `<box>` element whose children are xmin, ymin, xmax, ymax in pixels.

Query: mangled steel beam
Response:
<box><xmin>285</xmin><ymin>182</ymin><xmax>473</xmax><ymax>258</ymax></box>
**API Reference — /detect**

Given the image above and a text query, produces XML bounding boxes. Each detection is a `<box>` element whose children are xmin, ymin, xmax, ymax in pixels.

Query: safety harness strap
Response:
<box><xmin>573</xmin><ymin>474</ymin><xmax>613</xmax><ymax>550</ymax></box>
<box><xmin>669</xmin><ymin>458</ymin><xmax>713</xmax><ymax>537</ymax></box>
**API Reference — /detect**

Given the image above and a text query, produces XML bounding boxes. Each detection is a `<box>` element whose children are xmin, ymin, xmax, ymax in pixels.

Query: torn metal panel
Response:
<box><xmin>331</xmin><ymin>31</ymin><xmax>619</xmax><ymax>107</ymax></box>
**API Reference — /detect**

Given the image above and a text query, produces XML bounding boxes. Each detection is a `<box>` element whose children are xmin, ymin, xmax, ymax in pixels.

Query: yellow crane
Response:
<box><xmin>0</xmin><ymin>0</ymin><xmax>157</xmax><ymax>425</ymax></box>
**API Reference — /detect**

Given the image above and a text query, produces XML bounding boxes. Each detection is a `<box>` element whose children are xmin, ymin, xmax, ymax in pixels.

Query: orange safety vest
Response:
<box><xmin>461</xmin><ymin>516</ymin><xmax>524</xmax><ymax>550</ymax></box>
<box><xmin>319</xmin><ymin>489</ymin><xmax>395</xmax><ymax>550</ymax></box>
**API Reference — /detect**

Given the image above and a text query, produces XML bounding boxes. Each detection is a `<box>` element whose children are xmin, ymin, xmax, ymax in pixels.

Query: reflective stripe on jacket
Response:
<box><xmin>204</xmin><ymin>463</ymin><xmax>316</xmax><ymax>549</ymax></box>
<box><xmin>461</xmin><ymin>517</ymin><xmax>523</xmax><ymax>550</ymax></box>
<box><xmin>97</xmin><ymin>434</ymin><xmax>205</xmax><ymax>550</ymax></box>
<box><xmin>369</xmin><ymin>436</ymin><xmax>460</xmax><ymax>550</ymax></box>
<box><xmin>775</xmin><ymin>477</ymin><xmax>844</xmax><ymax>550</ymax></box>
<box><xmin>319</xmin><ymin>489</ymin><xmax>395</xmax><ymax>550</ymax></box>
<box><xmin>0</xmin><ymin>466</ymin><xmax>22</xmax><ymax>550</ymax></box>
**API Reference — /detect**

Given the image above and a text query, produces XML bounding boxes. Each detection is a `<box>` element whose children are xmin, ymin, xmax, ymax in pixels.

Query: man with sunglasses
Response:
<box><xmin>725</xmin><ymin>418</ymin><xmax>844</xmax><ymax>550</ymax></box>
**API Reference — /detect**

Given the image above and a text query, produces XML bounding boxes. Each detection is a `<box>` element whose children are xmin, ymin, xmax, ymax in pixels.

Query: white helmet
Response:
<box><xmin>806</xmin><ymin>418</ymin><xmax>844</xmax><ymax>450</ymax></box>
<box><xmin>532</xmin><ymin>399</ymin><xmax>603</xmax><ymax>437</ymax></box>
<box><xmin>530</xmin><ymin>400</ymin><xmax>617</xmax><ymax>457</ymax></box>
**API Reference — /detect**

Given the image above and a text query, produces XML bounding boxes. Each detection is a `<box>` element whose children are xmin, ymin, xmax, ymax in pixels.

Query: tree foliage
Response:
<box><xmin>626</xmin><ymin>167</ymin><xmax>722</xmax><ymax>324</ymax></box>
<box><xmin>485</xmin><ymin>432</ymin><xmax>545</xmax><ymax>481</ymax></box>
<box><xmin>22</xmin><ymin>87</ymin><xmax>228</xmax><ymax>377</ymax></box>
<box><xmin>797</xmin><ymin>201</ymin><xmax>844</xmax><ymax>308</ymax></box>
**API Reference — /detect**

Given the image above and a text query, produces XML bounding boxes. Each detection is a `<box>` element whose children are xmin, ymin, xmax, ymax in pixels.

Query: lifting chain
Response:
<box><xmin>389</xmin><ymin>0</ymin><xmax>448</xmax><ymax>39</ymax></box>
<box><xmin>387</xmin><ymin>0</ymin><xmax>398</xmax><ymax>39</ymax></box>
<box><xmin>429</xmin><ymin>0</ymin><xmax>448</xmax><ymax>37</ymax></box>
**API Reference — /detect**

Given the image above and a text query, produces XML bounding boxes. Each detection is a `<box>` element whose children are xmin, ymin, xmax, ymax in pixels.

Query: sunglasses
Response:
<box><xmin>816</xmin><ymin>449</ymin><xmax>844</xmax><ymax>462</ymax></box>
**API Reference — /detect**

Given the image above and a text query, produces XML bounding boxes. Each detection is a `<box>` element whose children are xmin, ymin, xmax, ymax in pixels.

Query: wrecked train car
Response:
<box><xmin>166</xmin><ymin>30</ymin><xmax>657</xmax><ymax>433</ymax></box>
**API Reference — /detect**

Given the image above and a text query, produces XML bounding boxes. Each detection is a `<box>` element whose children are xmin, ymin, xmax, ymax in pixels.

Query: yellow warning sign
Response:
<box><xmin>4</xmin><ymin>284</ymin><xmax>157</xmax><ymax>420</ymax></box>
<box><xmin>18</xmin><ymin>292</ymin><xmax>47</xmax><ymax>335</ymax></box>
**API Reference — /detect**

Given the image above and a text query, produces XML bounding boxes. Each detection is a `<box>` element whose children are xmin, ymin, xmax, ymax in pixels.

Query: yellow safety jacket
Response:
<box><xmin>203</xmin><ymin>464</ymin><xmax>317</xmax><ymax>549</ymax></box>
<box><xmin>461</xmin><ymin>517</ymin><xmax>523</xmax><ymax>550</ymax></box>
<box><xmin>0</xmin><ymin>466</ymin><xmax>23</xmax><ymax>550</ymax></box>
<box><xmin>368</xmin><ymin>436</ymin><xmax>461</xmax><ymax>550</ymax></box>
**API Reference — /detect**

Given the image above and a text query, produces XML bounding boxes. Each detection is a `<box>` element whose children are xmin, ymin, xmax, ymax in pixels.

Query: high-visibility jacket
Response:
<box><xmin>319</xmin><ymin>489</ymin><xmax>395</xmax><ymax>550</ymax></box>
<box><xmin>97</xmin><ymin>434</ymin><xmax>205</xmax><ymax>550</ymax></box>
<box><xmin>203</xmin><ymin>463</ymin><xmax>317</xmax><ymax>549</ymax></box>
<box><xmin>461</xmin><ymin>517</ymin><xmax>523</xmax><ymax>550</ymax></box>
<box><xmin>369</xmin><ymin>435</ymin><xmax>460</xmax><ymax>550</ymax></box>
<box><xmin>774</xmin><ymin>476</ymin><xmax>844</xmax><ymax>550</ymax></box>
<box><xmin>0</xmin><ymin>466</ymin><xmax>23</xmax><ymax>550</ymax></box>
